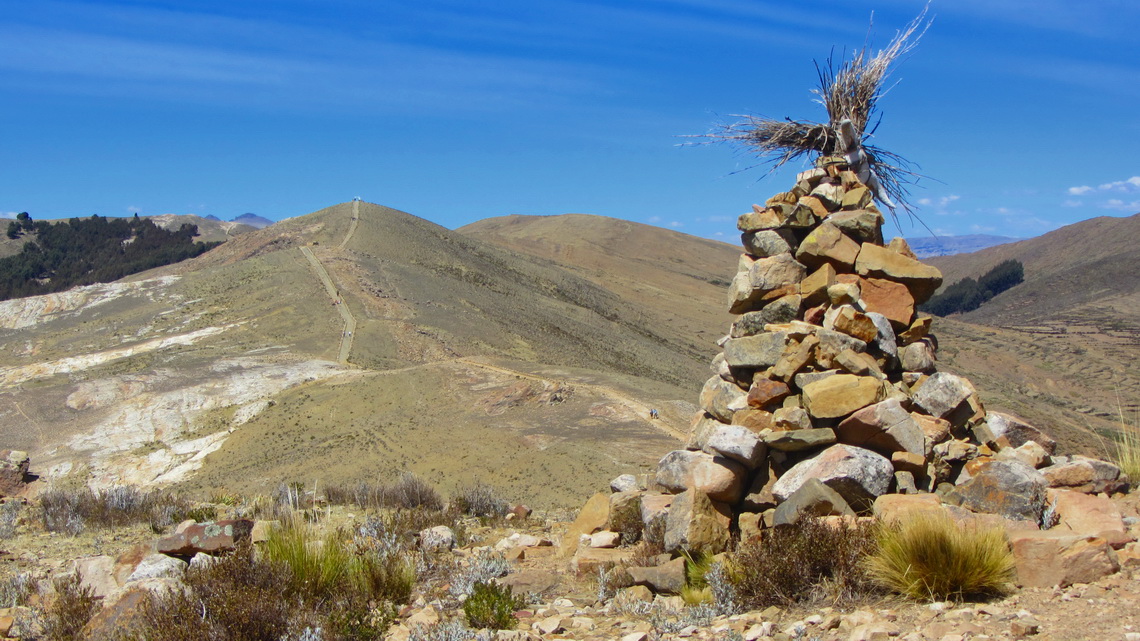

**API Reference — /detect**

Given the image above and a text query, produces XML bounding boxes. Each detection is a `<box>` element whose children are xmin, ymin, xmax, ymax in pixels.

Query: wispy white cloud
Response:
<box><xmin>1097</xmin><ymin>176</ymin><xmax>1140</xmax><ymax>192</ymax></box>
<box><xmin>647</xmin><ymin>215</ymin><xmax>662</xmax><ymax>223</ymax></box>
<box><xmin>1103</xmin><ymin>199</ymin><xmax>1140</xmax><ymax>212</ymax></box>
<box><xmin>0</xmin><ymin>211</ymin><xmax>18</xmax><ymax>219</ymax></box>
<box><xmin>1067</xmin><ymin>185</ymin><xmax>1093</xmax><ymax>195</ymax></box>
<box><xmin>669</xmin><ymin>221</ymin><xmax>683</xmax><ymax>228</ymax></box>
<box><xmin>1061</xmin><ymin>200</ymin><xmax>1082</xmax><ymax>208</ymax></box>
<box><xmin>126</xmin><ymin>206</ymin><xmax>142</xmax><ymax>214</ymax></box>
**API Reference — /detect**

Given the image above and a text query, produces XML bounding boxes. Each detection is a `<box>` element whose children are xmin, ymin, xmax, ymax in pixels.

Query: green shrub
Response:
<box><xmin>263</xmin><ymin>518</ymin><xmax>357</xmax><ymax>599</ymax></box>
<box><xmin>864</xmin><ymin>513</ymin><xmax>1015</xmax><ymax>601</ymax></box>
<box><xmin>921</xmin><ymin>259</ymin><xmax>1023</xmax><ymax>316</ymax></box>
<box><xmin>728</xmin><ymin>517</ymin><xmax>879</xmax><ymax>608</ymax></box>
<box><xmin>463</xmin><ymin>581</ymin><xmax>524</xmax><ymax>630</ymax></box>
<box><xmin>37</xmin><ymin>574</ymin><xmax>100</xmax><ymax>641</ymax></box>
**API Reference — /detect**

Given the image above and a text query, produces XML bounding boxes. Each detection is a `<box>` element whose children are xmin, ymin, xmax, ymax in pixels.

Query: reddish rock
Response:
<box><xmin>156</xmin><ymin>519</ymin><xmax>254</xmax><ymax>558</ymax></box>
<box><xmin>1040</xmin><ymin>457</ymin><xmax>1129</xmax><ymax>494</ymax></box>
<box><xmin>835</xmin><ymin>398</ymin><xmax>925</xmax><ymax>456</ymax></box>
<box><xmin>747</xmin><ymin>378</ymin><xmax>791</xmax><ymax>408</ymax></box>
<box><xmin>1049</xmin><ymin>489</ymin><xmax>1132</xmax><ymax>548</ymax></box>
<box><xmin>1010</xmin><ymin>531</ymin><xmax>1120</xmax><ymax>588</ymax></box>
<box><xmin>855</xmin><ymin>277</ymin><xmax>914</xmax><ymax>329</ymax></box>
<box><xmin>0</xmin><ymin>450</ymin><xmax>30</xmax><ymax>497</ymax></box>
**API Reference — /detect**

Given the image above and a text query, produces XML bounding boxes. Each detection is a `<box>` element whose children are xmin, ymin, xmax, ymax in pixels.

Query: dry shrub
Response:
<box><xmin>729</xmin><ymin>517</ymin><xmax>879</xmax><ymax>608</ymax></box>
<box><xmin>864</xmin><ymin>513</ymin><xmax>1015</xmax><ymax>601</ymax></box>
<box><xmin>127</xmin><ymin>545</ymin><xmax>293</xmax><ymax>641</ymax></box>
<box><xmin>1109</xmin><ymin>411</ymin><xmax>1140</xmax><ymax>482</ymax></box>
<box><xmin>36</xmin><ymin>574</ymin><xmax>100</xmax><ymax>641</ymax></box>
<box><xmin>325</xmin><ymin>473</ymin><xmax>443</xmax><ymax>511</ymax></box>
<box><xmin>125</xmin><ymin>539</ymin><xmax>399</xmax><ymax>641</ymax></box>
<box><xmin>38</xmin><ymin>485</ymin><xmax>195</xmax><ymax>535</ymax></box>
<box><xmin>450</xmin><ymin>483</ymin><xmax>508</xmax><ymax>519</ymax></box>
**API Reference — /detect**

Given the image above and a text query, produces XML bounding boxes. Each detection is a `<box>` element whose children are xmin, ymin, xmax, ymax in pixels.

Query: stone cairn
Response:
<box><xmin>568</xmin><ymin>156</ymin><xmax>1132</xmax><ymax>581</ymax></box>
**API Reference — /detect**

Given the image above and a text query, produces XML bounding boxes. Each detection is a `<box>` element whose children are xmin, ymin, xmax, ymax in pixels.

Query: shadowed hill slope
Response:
<box><xmin>458</xmin><ymin>213</ymin><xmax>740</xmax><ymax>360</ymax></box>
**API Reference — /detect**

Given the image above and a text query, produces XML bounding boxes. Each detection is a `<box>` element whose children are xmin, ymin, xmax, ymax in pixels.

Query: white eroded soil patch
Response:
<box><xmin>60</xmin><ymin>357</ymin><xmax>360</xmax><ymax>486</ymax></box>
<box><xmin>0</xmin><ymin>276</ymin><xmax>179</xmax><ymax>329</ymax></box>
<box><xmin>0</xmin><ymin>324</ymin><xmax>238</xmax><ymax>387</ymax></box>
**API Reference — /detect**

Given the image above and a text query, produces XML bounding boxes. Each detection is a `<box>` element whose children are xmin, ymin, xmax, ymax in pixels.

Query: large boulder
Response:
<box><xmin>655</xmin><ymin>451</ymin><xmax>747</xmax><ymax>503</ymax></box>
<box><xmin>795</xmin><ymin>222</ymin><xmax>860</xmax><ymax>271</ymax></box>
<box><xmin>771</xmin><ymin>444</ymin><xmax>894</xmax><ymax>512</ymax></box>
<box><xmin>156</xmin><ymin>520</ymin><xmax>254</xmax><ymax>558</ymax></box>
<box><xmin>910</xmin><ymin>372</ymin><xmax>973</xmax><ymax>420</ymax></box>
<box><xmin>944</xmin><ymin>460</ymin><xmax>1047</xmax><ymax>522</ymax></box>
<box><xmin>1049</xmin><ymin>489</ymin><xmax>1131</xmax><ymax>548</ymax></box>
<box><xmin>723</xmin><ymin>332</ymin><xmax>788</xmax><ymax>370</ymax></box>
<box><xmin>1039</xmin><ymin>456</ymin><xmax>1129</xmax><ymax>494</ymax></box>
<box><xmin>835</xmin><ymin>398</ymin><xmax>926</xmax><ymax>456</ymax></box>
<box><xmin>772</xmin><ymin>478</ymin><xmax>855</xmax><ymax>527</ymax></box>
<box><xmin>975</xmin><ymin>412</ymin><xmax>1057</xmax><ymax>454</ymax></box>
<box><xmin>732</xmin><ymin>295</ymin><xmax>801</xmax><ymax>337</ymax></box>
<box><xmin>698</xmin><ymin>424</ymin><xmax>767</xmax><ymax>469</ymax></box>
<box><xmin>1009</xmin><ymin>531</ymin><xmax>1120</xmax><ymax>588</ymax></box>
<box><xmin>801</xmin><ymin>374</ymin><xmax>887</xmax><ymax>419</ymax></box>
<box><xmin>699</xmin><ymin>376</ymin><xmax>747</xmax><ymax>423</ymax></box>
<box><xmin>728</xmin><ymin>254</ymin><xmax>806</xmax><ymax>313</ymax></box>
<box><xmin>627</xmin><ymin>557</ymin><xmax>687</xmax><ymax>595</ymax></box>
<box><xmin>662</xmin><ymin>489</ymin><xmax>731</xmax><ymax>555</ymax></box>
<box><xmin>854</xmin><ymin>243</ymin><xmax>943</xmax><ymax>304</ymax></box>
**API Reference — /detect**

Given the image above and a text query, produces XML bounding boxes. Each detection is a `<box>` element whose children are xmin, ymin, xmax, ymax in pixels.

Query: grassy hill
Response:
<box><xmin>3</xmin><ymin>202</ymin><xmax>1135</xmax><ymax>505</ymax></box>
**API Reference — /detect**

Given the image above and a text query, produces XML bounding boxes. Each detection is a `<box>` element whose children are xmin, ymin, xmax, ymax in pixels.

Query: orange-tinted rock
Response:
<box><xmin>855</xmin><ymin>243</ymin><xmax>943</xmax><ymax>304</ymax></box>
<box><xmin>1009</xmin><ymin>532</ymin><xmax>1120</xmax><ymax>588</ymax></box>
<box><xmin>747</xmin><ymin>378</ymin><xmax>791</xmax><ymax>408</ymax></box>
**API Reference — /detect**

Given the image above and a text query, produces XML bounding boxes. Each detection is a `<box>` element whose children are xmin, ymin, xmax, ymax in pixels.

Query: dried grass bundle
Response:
<box><xmin>698</xmin><ymin>7</ymin><xmax>932</xmax><ymax>213</ymax></box>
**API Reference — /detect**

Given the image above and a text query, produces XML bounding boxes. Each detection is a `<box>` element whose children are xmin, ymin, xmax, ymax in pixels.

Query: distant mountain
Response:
<box><xmin>203</xmin><ymin>214</ymin><xmax>222</xmax><ymax>221</ymax></box>
<box><xmin>905</xmin><ymin>234</ymin><xmax>1019</xmax><ymax>258</ymax></box>
<box><xmin>231</xmin><ymin>213</ymin><xmax>274</xmax><ymax>229</ymax></box>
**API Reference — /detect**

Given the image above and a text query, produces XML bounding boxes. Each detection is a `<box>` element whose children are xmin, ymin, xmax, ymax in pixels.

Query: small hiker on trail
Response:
<box><xmin>649</xmin><ymin>408</ymin><xmax>659</xmax><ymax>420</ymax></box>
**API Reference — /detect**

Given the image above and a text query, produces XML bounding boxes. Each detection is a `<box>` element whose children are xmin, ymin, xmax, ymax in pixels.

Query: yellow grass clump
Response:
<box><xmin>864</xmin><ymin>514</ymin><xmax>1015</xmax><ymax>601</ymax></box>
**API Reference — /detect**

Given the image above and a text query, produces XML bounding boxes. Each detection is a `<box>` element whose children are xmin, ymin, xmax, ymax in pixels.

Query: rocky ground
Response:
<box><xmin>0</xmin><ymin>485</ymin><xmax>1136</xmax><ymax>641</ymax></box>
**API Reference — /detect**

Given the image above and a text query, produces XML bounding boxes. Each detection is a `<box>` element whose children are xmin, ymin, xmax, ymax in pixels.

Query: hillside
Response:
<box><xmin>458</xmin><ymin>213</ymin><xmax>740</xmax><ymax>356</ymax></box>
<box><xmin>3</xmin><ymin>203</ymin><xmax>1136</xmax><ymax>504</ymax></box>
<box><xmin>0</xmin><ymin>202</ymin><xmax>709</xmax><ymax>507</ymax></box>
<box><xmin>925</xmin><ymin>213</ymin><xmax>1140</xmax><ymax>447</ymax></box>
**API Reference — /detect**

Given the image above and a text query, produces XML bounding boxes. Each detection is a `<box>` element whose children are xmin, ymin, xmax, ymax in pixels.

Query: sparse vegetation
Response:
<box><xmin>1109</xmin><ymin>410</ymin><xmax>1140</xmax><ymax>482</ymax></box>
<box><xmin>325</xmin><ymin>473</ymin><xmax>444</xmax><ymax>511</ymax></box>
<box><xmin>37</xmin><ymin>485</ymin><xmax>195</xmax><ymax>535</ymax></box>
<box><xmin>450</xmin><ymin>483</ymin><xmax>509</xmax><ymax>519</ymax></box>
<box><xmin>0</xmin><ymin>500</ymin><xmax>22</xmax><ymax>539</ymax></box>
<box><xmin>35</xmin><ymin>574</ymin><xmax>100</xmax><ymax>641</ymax></box>
<box><xmin>727</xmin><ymin>517</ymin><xmax>879</xmax><ymax>608</ymax></box>
<box><xmin>864</xmin><ymin>513</ymin><xmax>1015</xmax><ymax>601</ymax></box>
<box><xmin>462</xmin><ymin>581</ymin><xmax>524</xmax><ymax>630</ymax></box>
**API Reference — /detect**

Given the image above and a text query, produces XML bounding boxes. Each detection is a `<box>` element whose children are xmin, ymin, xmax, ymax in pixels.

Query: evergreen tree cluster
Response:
<box><xmin>1</xmin><ymin>213</ymin><xmax>221</xmax><ymax>301</ymax></box>
<box><xmin>921</xmin><ymin>259</ymin><xmax>1024</xmax><ymax>316</ymax></box>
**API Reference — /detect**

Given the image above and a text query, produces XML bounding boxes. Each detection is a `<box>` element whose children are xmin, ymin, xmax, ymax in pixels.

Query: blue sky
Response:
<box><xmin>2</xmin><ymin>1</ymin><xmax>1138</xmax><ymax>242</ymax></box>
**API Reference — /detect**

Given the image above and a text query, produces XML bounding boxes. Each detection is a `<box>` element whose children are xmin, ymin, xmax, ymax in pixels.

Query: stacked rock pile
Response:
<box><xmin>574</xmin><ymin>156</ymin><xmax>1132</xmax><ymax>563</ymax></box>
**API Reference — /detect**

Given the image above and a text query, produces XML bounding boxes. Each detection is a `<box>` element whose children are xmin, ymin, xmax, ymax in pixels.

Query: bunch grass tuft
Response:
<box><xmin>864</xmin><ymin>513</ymin><xmax>1015</xmax><ymax>601</ymax></box>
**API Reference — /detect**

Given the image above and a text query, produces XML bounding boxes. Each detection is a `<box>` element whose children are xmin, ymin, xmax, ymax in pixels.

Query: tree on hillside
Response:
<box><xmin>921</xmin><ymin>259</ymin><xmax>1024</xmax><ymax>316</ymax></box>
<box><xmin>0</xmin><ymin>213</ymin><xmax>221</xmax><ymax>301</ymax></box>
